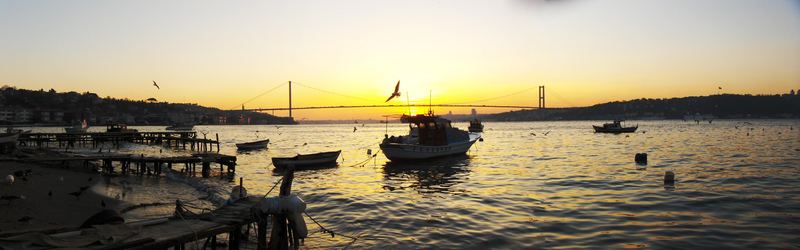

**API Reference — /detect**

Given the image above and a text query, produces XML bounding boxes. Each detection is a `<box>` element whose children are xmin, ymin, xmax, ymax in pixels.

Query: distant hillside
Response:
<box><xmin>486</xmin><ymin>93</ymin><xmax>800</xmax><ymax>121</ymax></box>
<box><xmin>0</xmin><ymin>86</ymin><xmax>295</xmax><ymax>125</ymax></box>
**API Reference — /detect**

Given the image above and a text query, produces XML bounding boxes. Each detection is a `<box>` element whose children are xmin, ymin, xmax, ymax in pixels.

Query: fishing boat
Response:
<box><xmin>593</xmin><ymin>120</ymin><xmax>638</xmax><ymax>133</ymax></box>
<box><xmin>468</xmin><ymin>119</ymin><xmax>483</xmax><ymax>133</ymax></box>
<box><xmin>166</xmin><ymin>123</ymin><xmax>194</xmax><ymax>131</ymax></box>
<box><xmin>106</xmin><ymin>124</ymin><xmax>138</xmax><ymax>133</ymax></box>
<box><xmin>236</xmin><ymin>139</ymin><xmax>269</xmax><ymax>151</ymax></box>
<box><xmin>380</xmin><ymin>112</ymin><xmax>480</xmax><ymax>161</ymax></box>
<box><xmin>272</xmin><ymin>150</ymin><xmax>341</xmax><ymax>170</ymax></box>
<box><xmin>65</xmin><ymin>119</ymin><xmax>89</xmax><ymax>133</ymax></box>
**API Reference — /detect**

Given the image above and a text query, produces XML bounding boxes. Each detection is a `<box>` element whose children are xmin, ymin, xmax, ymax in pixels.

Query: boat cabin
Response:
<box><xmin>399</xmin><ymin>114</ymin><xmax>469</xmax><ymax>146</ymax></box>
<box><xmin>602</xmin><ymin>120</ymin><xmax>625</xmax><ymax>129</ymax></box>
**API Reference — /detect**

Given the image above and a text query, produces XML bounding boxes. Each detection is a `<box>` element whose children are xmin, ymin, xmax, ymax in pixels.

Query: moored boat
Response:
<box><xmin>166</xmin><ymin>123</ymin><xmax>194</xmax><ymax>131</ymax></box>
<box><xmin>106</xmin><ymin>124</ymin><xmax>138</xmax><ymax>133</ymax></box>
<box><xmin>236</xmin><ymin>139</ymin><xmax>269</xmax><ymax>151</ymax></box>
<box><xmin>0</xmin><ymin>132</ymin><xmax>20</xmax><ymax>144</ymax></box>
<box><xmin>380</xmin><ymin>112</ymin><xmax>480</xmax><ymax>161</ymax></box>
<box><xmin>65</xmin><ymin>119</ymin><xmax>89</xmax><ymax>133</ymax></box>
<box><xmin>272</xmin><ymin>150</ymin><xmax>341</xmax><ymax>170</ymax></box>
<box><xmin>468</xmin><ymin>119</ymin><xmax>483</xmax><ymax>132</ymax></box>
<box><xmin>593</xmin><ymin>120</ymin><xmax>638</xmax><ymax>133</ymax></box>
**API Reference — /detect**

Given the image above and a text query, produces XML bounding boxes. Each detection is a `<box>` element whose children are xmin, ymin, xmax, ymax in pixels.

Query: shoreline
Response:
<box><xmin>0</xmin><ymin>153</ymin><xmax>122</xmax><ymax>235</ymax></box>
<box><xmin>0</xmin><ymin>148</ymin><xmax>223</xmax><ymax>236</ymax></box>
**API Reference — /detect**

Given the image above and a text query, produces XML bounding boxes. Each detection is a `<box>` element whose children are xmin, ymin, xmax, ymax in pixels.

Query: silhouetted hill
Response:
<box><xmin>0</xmin><ymin>86</ymin><xmax>295</xmax><ymax>125</ymax></box>
<box><xmin>486</xmin><ymin>94</ymin><xmax>800</xmax><ymax>121</ymax></box>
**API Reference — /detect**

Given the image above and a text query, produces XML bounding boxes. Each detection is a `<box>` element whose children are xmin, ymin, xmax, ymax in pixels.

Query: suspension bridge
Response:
<box><xmin>231</xmin><ymin>81</ymin><xmax>548</xmax><ymax>118</ymax></box>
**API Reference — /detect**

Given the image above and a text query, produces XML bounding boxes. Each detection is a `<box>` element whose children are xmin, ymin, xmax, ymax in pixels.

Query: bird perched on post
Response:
<box><xmin>385</xmin><ymin>80</ymin><xmax>401</xmax><ymax>102</ymax></box>
<box><xmin>152</xmin><ymin>80</ymin><xmax>160</xmax><ymax>89</ymax></box>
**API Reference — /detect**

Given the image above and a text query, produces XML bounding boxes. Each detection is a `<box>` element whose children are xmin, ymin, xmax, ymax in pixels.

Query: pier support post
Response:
<box><xmin>268</xmin><ymin>169</ymin><xmax>294</xmax><ymax>250</ymax></box>
<box><xmin>202</xmin><ymin>161</ymin><xmax>211</xmax><ymax>178</ymax></box>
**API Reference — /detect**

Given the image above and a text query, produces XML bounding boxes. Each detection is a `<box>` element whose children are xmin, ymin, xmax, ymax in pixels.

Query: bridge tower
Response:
<box><xmin>289</xmin><ymin>81</ymin><xmax>294</xmax><ymax>119</ymax></box>
<box><xmin>538</xmin><ymin>85</ymin><xmax>545</xmax><ymax>109</ymax></box>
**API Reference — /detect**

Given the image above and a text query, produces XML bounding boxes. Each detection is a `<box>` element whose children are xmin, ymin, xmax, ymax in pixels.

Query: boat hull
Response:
<box><xmin>272</xmin><ymin>150</ymin><xmax>341</xmax><ymax>170</ymax></box>
<box><xmin>380</xmin><ymin>136</ymin><xmax>479</xmax><ymax>161</ymax></box>
<box><xmin>236</xmin><ymin>139</ymin><xmax>269</xmax><ymax>150</ymax></box>
<box><xmin>593</xmin><ymin>125</ymin><xmax>638</xmax><ymax>133</ymax></box>
<box><xmin>0</xmin><ymin>133</ymin><xmax>19</xmax><ymax>144</ymax></box>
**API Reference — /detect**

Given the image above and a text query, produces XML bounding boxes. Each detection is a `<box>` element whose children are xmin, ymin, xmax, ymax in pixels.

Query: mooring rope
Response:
<box><xmin>303</xmin><ymin>211</ymin><xmax>359</xmax><ymax>247</ymax></box>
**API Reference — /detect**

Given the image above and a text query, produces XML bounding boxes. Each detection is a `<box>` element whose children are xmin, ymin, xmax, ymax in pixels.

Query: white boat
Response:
<box><xmin>166</xmin><ymin>124</ymin><xmax>194</xmax><ymax>131</ymax></box>
<box><xmin>272</xmin><ymin>150</ymin><xmax>341</xmax><ymax>170</ymax></box>
<box><xmin>236</xmin><ymin>139</ymin><xmax>269</xmax><ymax>150</ymax></box>
<box><xmin>380</xmin><ymin>112</ymin><xmax>480</xmax><ymax>161</ymax></box>
<box><xmin>0</xmin><ymin>132</ymin><xmax>20</xmax><ymax>144</ymax></box>
<box><xmin>65</xmin><ymin>119</ymin><xmax>89</xmax><ymax>133</ymax></box>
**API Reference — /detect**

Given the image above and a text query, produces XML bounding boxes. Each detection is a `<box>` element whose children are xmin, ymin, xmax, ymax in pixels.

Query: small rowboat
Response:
<box><xmin>272</xmin><ymin>150</ymin><xmax>341</xmax><ymax>170</ymax></box>
<box><xmin>236</xmin><ymin>139</ymin><xmax>269</xmax><ymax>151</ymax></box>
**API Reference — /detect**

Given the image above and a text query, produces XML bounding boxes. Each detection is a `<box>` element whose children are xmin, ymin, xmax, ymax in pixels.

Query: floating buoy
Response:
<box><xmin>5</xmin><ymin>175</ymin><xmax>13</xmax><ymax>184</ymax></box>
<box><xmin>664</xmin><ymin>171</ymin><xmax>675</xmax><ymax>185</ymax></box>
<box><xmin>229</xmin><ymin>185</ymin><xmax>248</xmax><ymax>203</ymax></box>
<box><xmin>367</xmin><ymin>149</ymin><xmax>372</xmax><ymax>155</ymax></box>
<box><xmin>634</xmin><ymin>153</ymin><xmax>648</xmax><ymax>165</ymax></box>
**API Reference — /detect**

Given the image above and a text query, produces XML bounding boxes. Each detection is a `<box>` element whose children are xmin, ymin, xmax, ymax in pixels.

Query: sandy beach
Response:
<box><xmin>0</xmin><ymin>154</ymin><xmax>122</xmax><ymax>235</ymax></box>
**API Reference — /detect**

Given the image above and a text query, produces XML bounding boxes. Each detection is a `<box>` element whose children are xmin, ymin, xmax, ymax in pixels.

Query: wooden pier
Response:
<box><xmin>22</xmin><ymin>152</ymin><xmax>237</xmax><ymax>178</ymax></box>
<box><xmin>17</xmin><ymin>131</ymin><xmax>221</xmax><ymax>152</ymax></box>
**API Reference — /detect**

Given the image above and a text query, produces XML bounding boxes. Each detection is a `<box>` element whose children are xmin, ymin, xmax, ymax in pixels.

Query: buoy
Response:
<box><xmin>634</xmin><ymin>153</ymin><xmax>648</xmax><ymax>165</ymax></box>
<box><xmin>367</xmin><ymin>149</ymin><xmax>372</xmax><ymax>155</ymax></box>
<box><xmin>664</xmin><ymin>171</ymin><xmax>675</xmax><ymax>185</ymax></box>
<box><xmin>229</xmin><ymin>185</ymin><xmax>248</xmax><ymax>203</ymax></box>
<box><xmin>5</xmin><ymin>175</ymin><xmax>13</xmax><ymax>184</ymax></box>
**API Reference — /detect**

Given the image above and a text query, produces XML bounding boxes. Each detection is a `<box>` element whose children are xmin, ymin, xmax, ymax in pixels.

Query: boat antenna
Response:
<box><xmin>428</xmin><ymin>89</ymin><xmax>433</xmax><ymax>115</ymax></box>
<box><xmin>406</xmin><ymin>91</ymin><xmax>412</xmax><ymax>115</ymax></box>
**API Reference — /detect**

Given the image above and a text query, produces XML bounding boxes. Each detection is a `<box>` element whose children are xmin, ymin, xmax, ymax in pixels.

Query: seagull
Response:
<box><xmin>353</xmin><ymin>127</ymin><xmax>357</xmax><ymax>132</ymax></box>
<box><xmin>385</xmin><ymin>80</ymin><xmax>401</xmax><ymax>102</ymax></box>
<box><xmin>152</xmin><ymin>80</ymin><xmax>160</xmax><ymax>90</ymax></box>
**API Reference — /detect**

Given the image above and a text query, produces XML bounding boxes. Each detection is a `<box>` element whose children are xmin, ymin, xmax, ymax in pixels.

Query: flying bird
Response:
<box><xmin>718</xmin><ymin>86</ymin><xmax>722</xmax><ymax>90</ymax></box>
<box><xmin>153</xmin><ymin>81</ymin><xmax>160</xmax><ymax>90</ymax></box>
<box><xmin>353</xmin><ymin>127</ymin><xmax>357</xmax><ymax>132</ymax></box>
<box><xmin>385</xmin><ymin>81</ymin><xmax>401</xmax><ymax>102</ymax></box>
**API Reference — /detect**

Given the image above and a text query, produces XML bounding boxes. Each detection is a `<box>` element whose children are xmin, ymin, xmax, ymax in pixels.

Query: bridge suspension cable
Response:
<box><xmin>292</xmin><ymin>81</ymin><xmax>381</xmax><ymax>103</ymax></box>
<box><xmin>444</xmin><ymin>86</ymin><xmax>538</xmax><ymax>105</ymax></box>
<box><xmin>230</xmin><ymin>82</ymin><xmax>288</xmax><ymax>110</ymax></box>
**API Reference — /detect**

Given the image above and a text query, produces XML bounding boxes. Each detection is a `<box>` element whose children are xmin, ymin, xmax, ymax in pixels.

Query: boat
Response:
<box><xmin>166</xmin><ymin>123</ymin><xmax>194</xmax><ymax>131</ymax></box>
<box><xmin>380</xmin><ymin>112</ymin><xmax>480</xmax><ymax>161</ymax></box>
<box><xmin>65</xmin><ymin>119</ymin><xmax>89</xmax><ymax>133</ymax></box>
<box><xmin>468</xmin><ymin>119</ymin><xmax>483</xmax><ymax>132</ymax></box>
<box><xmin>236</xmin><ymin>139</ymin><xmax>269</xmax><ymax>151</ymax></box>
<box><xmin>106</xmin><ymin>124</ymin><xmax>138</xmax><ymax>133</ymax></box>
<box><xmin>272</xmin><ymin>150</ymin><xmax>341</xmax><ymax>170</ymax></box>
<box><xmin>0</xmin><ymin>132</ymin><xmax>19</xmax><ymax>144</ymax></box>
<box><xmin>593</xmin><ymin>120</ymin><xmax>638</xmax><ymax>133</ymax></box>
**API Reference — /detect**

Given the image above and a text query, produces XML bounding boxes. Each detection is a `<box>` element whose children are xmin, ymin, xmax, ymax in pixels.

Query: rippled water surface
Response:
<box><xmin>31</xmin><ymin>120</ymin><xmax>800</xmax><ymax>248</ymax></box>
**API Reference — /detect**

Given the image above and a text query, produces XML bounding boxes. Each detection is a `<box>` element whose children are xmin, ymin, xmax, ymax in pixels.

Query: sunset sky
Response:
<box><xmin>1</xmin><ymin>0</ymin><xmax>799</xmax><ymax>120</ymax></box>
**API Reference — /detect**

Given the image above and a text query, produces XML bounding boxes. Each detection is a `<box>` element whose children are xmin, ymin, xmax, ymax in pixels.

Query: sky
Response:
<box><xmin>1</xmin><ymin>0</ymin><xmax>799</xmax><ymax>120</ymax></box>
